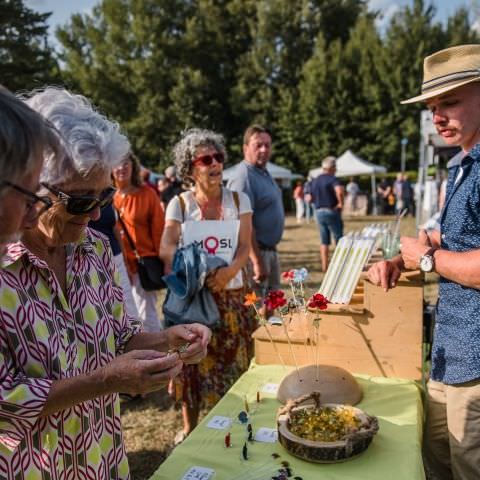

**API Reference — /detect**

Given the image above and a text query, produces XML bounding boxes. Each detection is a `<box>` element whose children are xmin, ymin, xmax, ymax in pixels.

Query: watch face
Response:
<box><xmin>420</xmin><ymin>255</ymin><xmax>433</xmax><ymax>272</ymax></box>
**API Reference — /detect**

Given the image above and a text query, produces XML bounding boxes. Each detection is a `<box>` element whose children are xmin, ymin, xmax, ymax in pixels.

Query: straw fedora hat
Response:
<box><xmin>401</xmin><ymin>44</ymin><xmax>480</xmax><ymax>104</ymax></box>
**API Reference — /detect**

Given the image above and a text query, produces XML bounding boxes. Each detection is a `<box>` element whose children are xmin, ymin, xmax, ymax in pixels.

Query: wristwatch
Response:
<box><xmin>419</xmin><ymin>249</ymin><xmax>437</xmax><ymax>273</ymax></box>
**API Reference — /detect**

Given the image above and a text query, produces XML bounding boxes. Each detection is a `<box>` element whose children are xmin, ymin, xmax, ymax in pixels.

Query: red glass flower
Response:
<box><xmin>264</xmin><ymin>290</ymin><xmax>287</xmax><ymax>310</ymax></box>
<box><xmin>307</xmin><ymin>293</ymin><xmax>329</xmax><ymax>310</ymax></box>
<box><xmin>282</xmin><ymin>270</ymin><xmax>295</xmax><ymax>280</ymax></box>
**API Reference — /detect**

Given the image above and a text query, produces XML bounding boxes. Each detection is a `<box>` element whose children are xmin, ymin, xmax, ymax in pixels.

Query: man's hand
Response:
<box><xmin>166</xmin><ymin>324</ymin><xmax>211</xmax><ymax>364</ymax></box>
<box><xmin>252</xmin><ymin>258</ymin><xmax>267</xmax><ymax>283</ymax></box>
<box><xmin>367</xmin><ymin>259</ymin><xmax>402</xmax><ymax>291</ymax></box>
<box><xmin>101</xmin><ymin>350</ymin><xmax>183</xmax><ymax>395</ymax></box>
<box><xmin>400</xmin><ymin>231</ymin><xmax>432</xmax><ymax>270</ymax></box>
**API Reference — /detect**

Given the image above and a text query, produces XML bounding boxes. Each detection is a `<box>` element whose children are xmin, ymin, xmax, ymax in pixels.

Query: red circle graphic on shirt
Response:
<box><xmin>204</xmin><ymin>236</ymin><xmax>220</xmax><ymax>254</ymax></box>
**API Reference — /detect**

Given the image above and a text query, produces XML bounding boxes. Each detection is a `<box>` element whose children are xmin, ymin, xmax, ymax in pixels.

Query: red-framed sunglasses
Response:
<box><xmin>192</xmin><ymin>152</ymin><xmax>225</xmax><ymax>167</ymax></box>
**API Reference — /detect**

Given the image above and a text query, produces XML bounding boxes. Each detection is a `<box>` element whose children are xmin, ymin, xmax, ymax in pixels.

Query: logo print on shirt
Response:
<box><xmin>204</xmin><ymin>236</ymin><xmax>220</xmax><ymax>254</ymax></box>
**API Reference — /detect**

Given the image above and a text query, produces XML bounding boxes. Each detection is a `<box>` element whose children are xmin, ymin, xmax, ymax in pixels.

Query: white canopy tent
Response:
<box><xmin>308</xmin><ymin>150</ymin><xmax>387</xmax><ymax>214</ymax></box>
<box><xmin>223</xmin><ymin>162</ymin><xmax>302</xmax><ymax>188</ymax></box>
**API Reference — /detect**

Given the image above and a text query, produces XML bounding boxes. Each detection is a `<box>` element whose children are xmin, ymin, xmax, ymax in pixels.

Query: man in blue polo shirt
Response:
<box><xmin>306</xmin><ymin>156</ymin><xmax>344</xmax><ymax>272</ymax></box>
<box><xmin>368</xmin><ymin>44</ymin><xmax>480</xmax><ymax>480</ymax></box>
<box><xmin>227</xmin><ymin>125</ymin><xmax>285</xmax><ymax>314</ymax></box>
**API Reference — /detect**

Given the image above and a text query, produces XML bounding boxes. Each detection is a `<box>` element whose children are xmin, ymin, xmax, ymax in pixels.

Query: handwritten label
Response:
<box><xmin>181</xmin><ymin>466</ymin><xmax>215</xmax><ymax>480</ymax></box>
<box><xmin>261</xmin><ymin>383</ymin><xmax>279</xmax><ymax>394</ymax></box>
<box><xmin>254</xmin><ymin>427</ymin><xmax>278</xmax><ymax>443</ymax></box>
<box><xmin>206</xmin><ymin>416</ymin><xmax>232</xmax><ymax>430</ymax></box>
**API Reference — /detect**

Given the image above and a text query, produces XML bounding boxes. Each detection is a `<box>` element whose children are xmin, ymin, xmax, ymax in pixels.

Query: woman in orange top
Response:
<box><xmin>112</xmin><ymin>153</ymin><xmax>165</xmax><ymax>332</ymax></box>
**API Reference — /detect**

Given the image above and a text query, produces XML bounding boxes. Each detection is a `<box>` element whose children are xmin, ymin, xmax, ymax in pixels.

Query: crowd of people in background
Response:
<box><xmin>293</xmin><ymin>172</ymin><xmax>417</xmax><ymax>226</ymax></box>
<box><xmin>0</xmin><ymin>84</ymin><xmax>285</xmax><ymax>477</ymax></box>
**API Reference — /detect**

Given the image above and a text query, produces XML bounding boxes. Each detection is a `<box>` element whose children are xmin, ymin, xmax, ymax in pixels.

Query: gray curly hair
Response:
<box><xmin>172</xmin><ymin>128</ymin><xmax>227</xmax><ymax>186</ymax></box>
<box><xmin>23</xmin><ymin>87</ymin><xmax>130</xmax><ymax>188</ymax></box>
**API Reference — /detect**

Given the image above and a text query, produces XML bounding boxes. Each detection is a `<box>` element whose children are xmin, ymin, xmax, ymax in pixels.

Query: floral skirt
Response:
<box><xmin>171</xmin><ymin>288</ymin><xmax>257</xmax><ymax>409</ymax></box>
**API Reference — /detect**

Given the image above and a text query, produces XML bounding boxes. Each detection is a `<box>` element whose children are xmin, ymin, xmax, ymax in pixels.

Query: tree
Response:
<box><xmin>373</xmin><ymin>0</ymin><xmax>445</xmax><ymax>170</ymax></box>
<box><xmin>57</xmin><ymin>0</ymin><xmax>256</xmax><ymax>168</ymax></box>
<box><xmin>232</xmin><ymin>0</ymin><xmax>366</xmax><ymax>170</ymax></box>
<box><xmin>0</xmin><ymin>0</ymin><xmax>58</xmax><ymax>92</ymax></box>
<box><xmin>443</xmin><ymin>7</ymin><xmax>479</xmax><ymax>45</ymax></box>
<box><xmin>55</xmin><ymin>0</ymin><xmax>480</xmax><ymax>174</ymax></box>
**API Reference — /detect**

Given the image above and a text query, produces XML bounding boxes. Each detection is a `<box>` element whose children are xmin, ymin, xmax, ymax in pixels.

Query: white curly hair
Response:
<box><xmin>172</xmin><ymin>128</ymin><xmax>227</xmax><ymax>186</ymax></box>
<box><xmin>23</xmin><ymin>87</ymin><xmax>130</xmax><ymax>187</ymax></box>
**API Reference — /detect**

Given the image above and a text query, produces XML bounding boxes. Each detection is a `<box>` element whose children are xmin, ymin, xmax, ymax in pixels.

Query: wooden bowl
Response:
<box><xmin>277</xmin><ymin>392</ymin><xmax>379</xmax><ymax>463</ymax></box>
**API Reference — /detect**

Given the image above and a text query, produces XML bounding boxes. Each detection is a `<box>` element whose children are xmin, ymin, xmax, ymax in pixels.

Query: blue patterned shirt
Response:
<box><xmin>433</xmin><ymin>144</ymin><xmax>480</xmax><ymax>384</ymax></box>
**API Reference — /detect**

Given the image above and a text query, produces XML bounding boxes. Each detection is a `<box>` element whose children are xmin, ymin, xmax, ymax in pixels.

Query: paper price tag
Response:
<box><xmin>261</xmin><ymin>383</ymin><xmax>279</xmax><ymax>394</ymax></box>
<box><xmin>181</xmin><ymin>466</ymin><xmax>215</xmax><ymax>480</ymax></box>
<box><xmin>254</xmin><ymin>427</ymin><xmax>278</xmax><ymax>443</ymax></box>
<box><xmin>206</xmin><ymin>415</ymin><xmax>232</xmax><ymax>430</ymax></box>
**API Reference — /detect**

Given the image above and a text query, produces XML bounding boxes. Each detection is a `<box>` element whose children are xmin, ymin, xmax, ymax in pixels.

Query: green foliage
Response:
<box><xmin>0</xmin><ymin>0</ymin><xmax>59</xmax><ymax>91</ymax></box>
<box><xmin>11</xmin><ymin>0</ymin><xmax>479</xmax><ymax>173</ymax></box>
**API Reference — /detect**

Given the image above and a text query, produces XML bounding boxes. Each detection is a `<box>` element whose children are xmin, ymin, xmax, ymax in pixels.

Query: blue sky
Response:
<box><xmin>26</xmin><ymin>0</ymin><xmax>473</xmax><ymax>39</ymax></box>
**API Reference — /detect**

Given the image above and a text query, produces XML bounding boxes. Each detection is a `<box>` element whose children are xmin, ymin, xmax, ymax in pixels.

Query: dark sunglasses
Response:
<box><xmin>192</xmin><ymin>152</ymin><xmax>225</xmax><ymax>167</ymax></box>
<box><xmin>0</xmin><ymin>180</ymin><xmax>53</xmax><ymax>217</ymax></box>
<box><xmin>41</xmin><ymin>183</ymin><xmax>116</xmax><ymax>215</ymax></box>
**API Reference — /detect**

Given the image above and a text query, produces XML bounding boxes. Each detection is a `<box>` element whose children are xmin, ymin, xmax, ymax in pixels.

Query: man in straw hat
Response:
<box><xmin>368</xmin><ymin>44</ymin><xmax>480</xmax><ymax>480</ymax></box>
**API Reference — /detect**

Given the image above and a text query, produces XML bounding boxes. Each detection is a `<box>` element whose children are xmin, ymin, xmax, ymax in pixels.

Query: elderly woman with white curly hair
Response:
<box><xmin>160</xmin><ymin>128</ymin><xmax>257</xmax><ymax>444</ymax></box>
<box><xmin>0</xmin><ymin>88</ymin><xmax>211</xmax><ymax>479</ymax></box>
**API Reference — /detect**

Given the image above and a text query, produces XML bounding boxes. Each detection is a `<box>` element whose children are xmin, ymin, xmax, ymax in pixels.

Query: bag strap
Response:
<box><xmin>232</xmin><ymin>190</ymin><xmax>240</xmax><ymax>217</ymax></box>
<box><xmin>115</xmin><ymin>208</ymin><xmax>140</xmax><ymax>260</ymax></box>
<box><xmin>178</xmin><ymin>193</ymin><xmax>186</xmax><ymax>222</ymax></box>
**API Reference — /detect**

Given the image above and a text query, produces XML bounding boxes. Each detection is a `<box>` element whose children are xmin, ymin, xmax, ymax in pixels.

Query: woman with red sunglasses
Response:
<box><xmin>161</xmin><ymin>128</ymin><xmax>256</xmax><ymax>444</ymax></box>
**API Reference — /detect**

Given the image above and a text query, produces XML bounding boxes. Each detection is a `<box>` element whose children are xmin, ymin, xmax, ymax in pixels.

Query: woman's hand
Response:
<box><xmin>206</xmin><ymin>266</ymin><xmax>236</xmax><ymax>292</ymax></box>
<box><xmin>101</xmin><ymin>350</ymin><xmax>183</xmax><ymax>395</ymax></box>
<box><xmin>165</xmin><ymin>324</ymin><xmax>211</xmax><ymax>364</ymax></box>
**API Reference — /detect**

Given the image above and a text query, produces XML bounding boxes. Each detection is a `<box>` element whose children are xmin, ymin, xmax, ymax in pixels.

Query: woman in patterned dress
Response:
<box><xmin>0</xmin><ymin>88</ymin><xmax>211</xmax><ymax>479</ymax></box>
<box><xmin>160</xmin><ymin>128</ymin><xmax>257</xmax><ymax>444</ymax></box>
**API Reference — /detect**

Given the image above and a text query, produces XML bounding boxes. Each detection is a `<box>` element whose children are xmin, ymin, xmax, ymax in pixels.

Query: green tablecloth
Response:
<box><xmin>151</xmin><ymin>363</ymin><xmax>425</xmax><ymax>480</ymax></box>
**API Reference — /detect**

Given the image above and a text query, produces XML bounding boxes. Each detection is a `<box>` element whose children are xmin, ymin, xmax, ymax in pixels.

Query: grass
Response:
<box><xmin>122</xmin><ymin>213</ymin><xmax>438</xmax><ymax>479</ymax></box>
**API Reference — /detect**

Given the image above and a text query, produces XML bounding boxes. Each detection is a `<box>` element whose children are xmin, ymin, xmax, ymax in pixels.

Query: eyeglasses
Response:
<box><xmin>41</xmin><ymin>183</ymin><xmax>116</xmax><ymax>215</ymax></box>
<box><xmin>0</xmin><ymin>180</ymin><xmax>53</xmax><ymax>217</ymax></box>
<box><xmin>192</xmin><ymin>152</ymin><xmax>225</xmax><ymax>167</ymax></box>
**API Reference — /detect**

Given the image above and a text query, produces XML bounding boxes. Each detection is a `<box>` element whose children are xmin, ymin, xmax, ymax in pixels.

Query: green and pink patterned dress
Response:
<box><xmin>0</xmin><ymin>229</ymin><xmax>141</xmax><ymax>479</ymax></box>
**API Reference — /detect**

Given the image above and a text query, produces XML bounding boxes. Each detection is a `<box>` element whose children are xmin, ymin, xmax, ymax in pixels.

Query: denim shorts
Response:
<box><xmin>315</xmin><ymin>208</ymin><xmax>343</xmax><ymax>245</ymax></box>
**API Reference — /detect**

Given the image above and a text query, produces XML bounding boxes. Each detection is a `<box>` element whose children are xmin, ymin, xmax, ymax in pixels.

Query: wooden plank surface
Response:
<box><xmin>253</xmin><ymin>272</ymin><xmax>424</xmax><ymax>379</ymax></box>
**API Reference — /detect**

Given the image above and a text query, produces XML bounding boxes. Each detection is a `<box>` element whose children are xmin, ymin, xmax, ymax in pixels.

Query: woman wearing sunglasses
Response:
<box><xmin>160</xmin><ymin>128</ymin><xmax>256</xmax><ymax>444</ymax></box>
<box><xmin>112</xmin><ymin>152</ymin><xmax>165</xmax><ymax>333</ymax></box>
<box><xmin>0</xmin><ymin>88</ymin><xmax>211</xmax><ymax>479</ymax></box>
